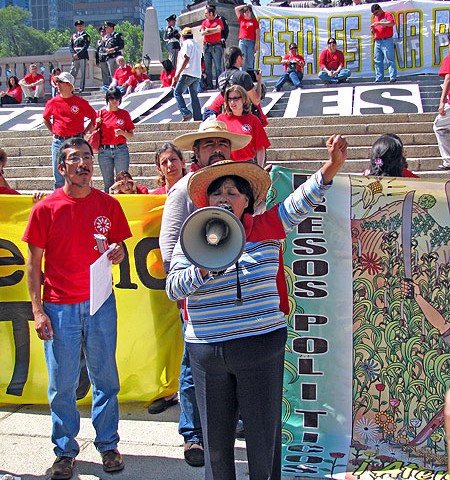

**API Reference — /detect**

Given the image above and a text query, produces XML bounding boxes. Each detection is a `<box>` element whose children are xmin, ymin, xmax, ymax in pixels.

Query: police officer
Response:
<box><xmin>69</xmin><ymin>20</ymin><xmax>91</xmax><ymax>93</ymax></box>
<box><xmin>164</xmin><ymin>14</ymin><xmax>181</xmax><ymax>70</ymax></box>
<box><xmin>103</xmin><ymin>21</ymin><xmax>125</xmax><ymax>81</ymax></box>
<box><xmin>96</xmin><ymin>25</ymin><xmax>111</xmax><ymax>87</ymax></box>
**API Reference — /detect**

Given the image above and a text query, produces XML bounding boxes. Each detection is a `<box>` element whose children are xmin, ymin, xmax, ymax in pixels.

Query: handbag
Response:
<box><xmin>88</xmin><ymin>110</ymin><xmax>102</xmax><ymax>153</ymax></box>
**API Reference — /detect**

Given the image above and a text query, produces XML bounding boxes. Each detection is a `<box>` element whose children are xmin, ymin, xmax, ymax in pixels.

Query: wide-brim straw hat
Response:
<box><xmin>173</xmin><ymin>120</ymin><xmax>251</xmax><ymax>151</ymax></box>
<box><xmin>188</xmin><ymin>160</ymin><xmax>271</xmax><ymax>208</ymax></box>
<box><xmin>132</xmin><ymin>63</ymin><xmax>147</xmax><ymax>73</ymax></box>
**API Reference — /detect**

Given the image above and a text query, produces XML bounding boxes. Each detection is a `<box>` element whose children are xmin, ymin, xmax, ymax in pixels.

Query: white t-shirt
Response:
<box><xmin>179</xmin><ymin>38</ymin><xmax>202</xmax><ymax>79</ymax></box>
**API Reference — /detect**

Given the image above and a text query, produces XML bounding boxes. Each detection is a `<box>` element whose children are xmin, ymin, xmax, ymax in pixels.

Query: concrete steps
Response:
<box><xmin>1</xmin><ymin>111</ymin><xmax>449</xmax><ymax>194</ymax></box>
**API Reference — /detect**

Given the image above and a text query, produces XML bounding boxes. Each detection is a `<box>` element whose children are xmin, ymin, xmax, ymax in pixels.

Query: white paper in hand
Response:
<box><xmin>90</xmin><ymin>245</ymin><xmax>114</xmax><ymax>316</ymax></box>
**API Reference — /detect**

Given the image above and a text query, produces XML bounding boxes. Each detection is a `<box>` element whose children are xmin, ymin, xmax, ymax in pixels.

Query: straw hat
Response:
<box><xmin>181</xmin><ymin>27</ymin><xmax>193</xmax><ymax>36</ymax></box>
<box><xmin>54</xmin><ymin>72</ymin><xmax>75</xmax><ymax>86</ymax></box>
<box><xmin>173</xmin><ymin>120</ymin><xmax>251</xmax><ymax>151</ymax></box>
<box><xmin>187</xmin><ymin>160</ymin><xmax>271</xmax><ymax>209</ymax></box>
<box><xmin>132</xmin><ymin>63</ymin><xmax>147</xmax><ymax>73</ymax></box>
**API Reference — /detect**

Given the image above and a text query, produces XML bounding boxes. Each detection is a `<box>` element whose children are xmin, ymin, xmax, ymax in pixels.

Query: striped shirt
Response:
<box><xmin>166</xmin><ymin>170</ymin><xmax>331</xmax><ymax>343</ymax></box>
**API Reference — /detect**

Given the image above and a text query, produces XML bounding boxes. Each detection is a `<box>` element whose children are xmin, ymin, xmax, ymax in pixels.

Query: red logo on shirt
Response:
<box><xmin>242</xmin><ymin>124</ymin><xmax>252</xmax><ymax>133</ymax></box>
<box><xmin>94</xmin><ymin>216</ymin><xmax>111</xmax><ymax>234</ymax></box>
<box><xmin>71</xmin><ymin>105</ymin><xmax>80</xmax><ymax>114</ymax></box>
<box><xmin>116</xmin><ymin>118</ymin><xmax>125</xmax><ymax>127</ymax></box>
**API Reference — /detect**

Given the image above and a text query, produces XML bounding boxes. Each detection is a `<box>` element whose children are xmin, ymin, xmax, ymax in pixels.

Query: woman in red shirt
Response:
<box><xmin>149</xmin><ymin>142</ymin><xmax>186</xmax><ymax>194</ymax></box>
<box><xmin>160</xmin><ymin>59</ymin><xmax>176</xmax><ymax>88</ymax></box>
<box><xmin>0</xmin><ymin>76</ymin><xmax>22</xmax><ymax>106</ymax></box>
<box><xmin>235</xmin><ymin>4</ymin><xmax>260</xmax><ymax>71</ymax></box>
<box><xmin>125</xmin><ymin>63</ymin><xmax>151</xmax><ymax>96</ymax></box>
<box><xmin>217</xmin><ymin>85</ymin><xmax>270</xmax><ymax>167</ymax></box>
<box><xmin>96</xmin><ymin>87</ymin><xmax>135</xmax><ymax>192</ymax></box>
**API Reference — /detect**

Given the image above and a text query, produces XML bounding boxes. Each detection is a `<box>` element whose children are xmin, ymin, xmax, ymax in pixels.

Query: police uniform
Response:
<box><xmin>164</xmin><ymin>14</ymin><xmax>181</xmax><ymax>70</ymax></box>
<box><xmin>69</xmin><ymin>20</ymin><xmax>90</xmax><ymax>92</ymax></box>
<box><xmin>103</xmin><ymin>22</ymin><xmax>125</xmax><ymax>80</ymax></box>
<box><xmin>96</xmin><ymin>27</ymin><xmax>111</xmax><ymax>86</ymax></box>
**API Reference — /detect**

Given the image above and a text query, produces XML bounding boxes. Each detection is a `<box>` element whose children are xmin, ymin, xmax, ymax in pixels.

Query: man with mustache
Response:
<box><xmin>159</xmin><ymin>120</ymin><xmax>251</xmax><ymax>467</ymax></box>
<box><xmin>23</xmin><ymin>137</ymin><xmax>132</xmax><ymax>480</ymax></box>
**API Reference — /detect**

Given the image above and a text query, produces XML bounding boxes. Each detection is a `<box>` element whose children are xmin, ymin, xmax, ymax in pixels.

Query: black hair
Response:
<box><xmin>224</xmin><ymin>46</ymin><xmax>243</xmax><ymax>69</ymax></box>
<box><xmin>368</xmin><ymin>135</ymin><xmax>404</xmax><ymax>177</ymax></box>
<box><xmin>58</xmin><ymin>138</ymin><xmax>93</xmax><ymax>168</ymax></box>
<box><xmin>7</xmin><ymin>76</ymin><xmax>19</xmax><ymax>89</ymax></box>
<box><xmin>207</xmin><ymin>175</ymin><xmax>255</xmax><ymax>216</ymax></box>
<box><xmin>161</xmin><ymin>59</ymin><xmax>174</xmax><ymax>74</ymax></box>
<box><xmin>105</xmin><ymin>86</ymin><xmax>122</xmax><ymax>104</ymax></box>
<box><xmin>371</xmin><ymin>3</ymin><xmax>381</xmax><ymax>13</ymax></box>
<box><xmin>205</xmin><ymin>5</ymin><xmax>216</xmax><ymax>14</ymax></box>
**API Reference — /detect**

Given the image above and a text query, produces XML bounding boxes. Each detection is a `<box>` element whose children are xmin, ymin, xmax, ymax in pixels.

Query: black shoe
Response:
<box><xmin>375</xmin><ymin>79</ymin><xmax>384</xmax><ymax>83</ymax></box>
<box><xmin>31</xmin><ymin>97</ymin><xmax>38</xmax><ymax>103</ymax></box>
<box><xmin>26</xmin><ymin>97</ymin><xmax>32</xmax><ymax>103</ymax></box>
<box><xmin>184</xmin><ymin>441</ymin><xmax>205</xmax><ymax>467</ymax></box>
<box><xmin>389</xmin><ymin>78</ymin><xmax>397</xmax><ymax>83</ymax></box>
<box><xmin>438</xmin><ymin>164</ymin><xmax>450</xmax><ymax>170</ymax></box>
<box><xmin>51</xmin><ymin>456</ymin><xmax>75</xmax><ymax>480</ymax></box>
<box><xmin>147</xmin><ymin>394</ymin><xmax>178</xmax><ymax>414</ymax></box>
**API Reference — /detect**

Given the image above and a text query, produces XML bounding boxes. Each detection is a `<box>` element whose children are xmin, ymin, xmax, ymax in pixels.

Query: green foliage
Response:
<box><xmin>119</xmin><ymin>21</ymin><xmax>144</xmax><ymax>64</ymax></box>
<box><xmin>45</xmin><ymin>28</ymin><xmax>72</xmax><ymax>50</ymax></box>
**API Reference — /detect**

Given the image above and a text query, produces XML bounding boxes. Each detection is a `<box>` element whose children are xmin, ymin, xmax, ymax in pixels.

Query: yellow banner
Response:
<box><xmin>0</xmin><ymin>194</ymin><xmax>183</xmax><ymax>405</ymax></box>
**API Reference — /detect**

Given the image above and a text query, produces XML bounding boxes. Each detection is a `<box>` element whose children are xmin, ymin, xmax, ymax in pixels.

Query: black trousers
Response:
<box><xmin>187</xmin><ymin>327</ymin><xmax>287</xmax><ymax>480</ymax></box>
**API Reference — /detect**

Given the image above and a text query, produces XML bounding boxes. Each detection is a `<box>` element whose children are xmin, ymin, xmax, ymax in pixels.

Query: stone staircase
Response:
<box><xmin>1</xmin><ymin>110</ymin><xmax>449</xmax><ymax>194</ymax></box>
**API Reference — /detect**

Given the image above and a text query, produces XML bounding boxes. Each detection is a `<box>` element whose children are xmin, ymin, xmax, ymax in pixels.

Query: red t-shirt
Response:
<box><xmin>439</xmin><ymin>54</ymin><xmax>450</xmax><ymax>104</ymax></box>
<box><xmin>128</xmin><ymin>73</ymin><xmax>149</xmax><ymax>88</ymax></box>
<box><xmin>238</xmin><ymin>15</ymin><xmax>259</xmax><ymax>41</ymax></box>
<box><xmin>43</xmin><ymin>95</ymin><xmax>96</xmax><ymax>136</ymax></box>
<box><xmin>160</xmin><ymin>69</ymin><xmax>175</xmax><ymax>87</ymax></box>
<box><xmin>148</xmin><ymin>185</ymin><xmax>167</xmax><ymax>194</ymax></box>
<box><xmin>319</xmin><ymin>49</ymin><xmax>345</xmax><ymax>71</ymax></box>
<box><xmin>201</xmin><ymin>17</ymin><xmax>223</xmax><ymax>44</ymax></box>
<box><xmin>116</xmin><ymin>185</ymin><xmax>149</xmax><ymax>194</ymax></box>
<box><xmin>21</xmin><ymin>73</ymin><xmax>44</xmax><ymax>91</ymax></box>
<box><xmin>0</xmin><ymin>185</ymin><xmax>20</xmax><ymax>194</ymax></box>
<box><xmin>282</xmin><ymin>53</ymin><xmax>305</xmax><ymax>73</ymax></box>
<box><xmin>113</xmin><ymin>65</ymin><xmax>133</xmax><ymax>86</ymax></box>
<box><xmin>98</xmin><ymin>108</ymin><xmax>135</xmax><ymax>145</ymax></box>
<box><xmin>22</xmin><ymin>188</ymin><xmax>132</xmax><ymax>303</ymax></box>
<box><xmin>217</xmin><ymin>112</ymin><xmax>270</xmax><ymax>161</ymax></box>
<box><xmin>372</xmin><ymin>11</ymin><xmax>395</xmax><ymax>40</ymax></box>
<box><xmin>7</xmin><ymin>85</ymin><xmax>22</xmax><ymax>103</ymax></box>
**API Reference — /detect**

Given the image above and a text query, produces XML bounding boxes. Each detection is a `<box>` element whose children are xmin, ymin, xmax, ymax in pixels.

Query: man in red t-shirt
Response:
<box><xmin>23</xmin><ymin>137</ymin><xmax>131</xmax><ymax>480</ymax></box>
<box><xmin>433</xmin><ymin>49</ymin><xmax>450</xmax><ymax>170</ymax></box>
<box><xmin>200</xmin><ymin>4</ymin><xmax>224</xmax><ymax>90</ymax></box>
<box><xmin>318</xmin><ymin>37</ymin><xmax>351</xmax><ymax>84</ymax></box>
<box><xmin>43</xmin><ymin>71</ymin><xmax>96</xmax><ymax>189</ymax></box>
<box><xmin>19</xmin><ymin>64</ymin><xmax>45</xmax><ymax>103</ymax></box>
<box><xmin>273</xmin><ymin>43</ymin><xmax>305</xmax><ymax>92</ymax></box>
<box><xmin>103</xmin><ymin>56</ymin><xmax>133</xmax><ymax>94</ymax></box>
<box><xmin>370</xmin><ymin>3</ymin><xmax>397</xmax><ymax>83</ymax></box>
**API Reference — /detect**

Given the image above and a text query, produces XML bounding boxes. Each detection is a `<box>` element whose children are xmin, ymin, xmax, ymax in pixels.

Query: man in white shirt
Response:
<box><xmin>172</xmin><ymin>27</ymin><xmax>202</xmax><ymax>122</ymax></box>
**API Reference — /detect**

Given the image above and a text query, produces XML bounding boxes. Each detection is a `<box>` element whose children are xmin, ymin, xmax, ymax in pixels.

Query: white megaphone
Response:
<box><xmin>180</xmin><ymin>206</ymin><xmax>246</xmax><ymax>271</ymax></box>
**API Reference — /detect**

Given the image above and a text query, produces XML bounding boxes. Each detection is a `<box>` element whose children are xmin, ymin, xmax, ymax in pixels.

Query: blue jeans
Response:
<box><xmin>178</xmin><ymin>316</ymin><xmax>203</xmax><ymax>443</ymax></box>
<box><xmin>274</xmin><ymin>70</ymin><xmax>304</xmax><ymax>90</ymax></box>
<box><xmin>173</xmin><ymin>75</ymin><xmax>202</xmax><ymax>121</ymax></box>
<box><xmin>43</xmin><ymin>294</ymin><xmax>120</xmax><ymax>457</ymax></box>
<box><xmin>98</xmin><ymin>143</ymin><xmax>130</xmax><ymax>192</ymax></box>
<box><xmin>239</xmin><ymin>39</ymin><xmax>256</xmax><ymax>71</ymax></box>
<box><xmin>374</xmin><ymin>37</ymin><xmax>397</xmax><ymax>82</ymax></box>
<box><xmin>204</xmin><ymin>43</ymin><xmax>223</xmax><ymax>89</ymax></box>
<box><xmin>51</xmin><ymin>137</ymin><xmax>67</xmax><ymax>189</ymax></box>
<box><xmin>318</xmin><ymin>68</ymin><xmax>352</xmax><ymax>84</ymax></box>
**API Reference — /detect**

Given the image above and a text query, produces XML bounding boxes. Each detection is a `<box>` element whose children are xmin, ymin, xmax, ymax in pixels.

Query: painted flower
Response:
<box><xmin>361</xmin><ymin>358</ymin><xmax>380</xmax><ymax>381</ymax></box>
<box><xmin>375</xmin><ymin>157</ymin><xmax>384</xmax><ymax>167</ymax></box>
<box><xmin>382</xmin><ymin>421</ymin><xmax>397</xmax><ymax>434</ymax></box>
<box><xmin>375</xmin><ymin>410</ymin><xmax>393</xmax><ymax>427</ymax></box>
<box><xmin>354</xmin><ymin>417</ymin><xmax>379</xmax><ymax>442</ymax></box>
<box><xmin>409</xmin><ymin>418</ymin><xmax>422</xmax><ymax>428</ymax></box>
<box><xmin>389</xmin><ymin>398</ymin><xmax>400</xmax><ymax>408</ymax></box>
<box><xmin>394</xmin><ymin>434</ymin><xmax>409</xmax><ymax>446</ymax></box>
<box><xmin>375</xmin><ymin>383</ymin><xmax>385</xmax><ymax>392</ymax></box>
<box><xmin>330</xmin><ymin>452</ymin><xmax>346</xmax><ymax>459</ymax></box>
<box><xmin>360</xmin><ymin>251</ymin><xmax>383</xmax><ymax>275</ymax></box>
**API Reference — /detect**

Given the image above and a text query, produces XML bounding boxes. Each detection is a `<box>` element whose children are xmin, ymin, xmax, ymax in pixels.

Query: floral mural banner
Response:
<box><xmin>268</xmin><ymin>167</ymin><xmax>450</xmax><ymax>477</ymax></box>
<box><xmin>254</xmin><ymin>0</ymin><xmax>450</xmax><ymax>79</ymax></box>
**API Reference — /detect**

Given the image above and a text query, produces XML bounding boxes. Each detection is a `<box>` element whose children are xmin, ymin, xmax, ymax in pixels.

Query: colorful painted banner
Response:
<box><xmin>254</xmin><ymin>0</ymin><xmax>450</xmax><ymax>79</ymax></box>
<box><xmin>1</xmin><ymin>170</ymin><xmax>449</xmax><ymax>477</ymax></box>
<box><xmin>267</xmin><ymin>167</ymin><xmax>450</xmax><ymax>477</ymax></box>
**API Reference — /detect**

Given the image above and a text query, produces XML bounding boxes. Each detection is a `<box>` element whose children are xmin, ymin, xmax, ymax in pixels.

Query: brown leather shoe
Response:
<box><xmin>51</xmin><ymin>456</ymin><xmax>75</xmax><ymax>480</ymax></box>
<box><xmin>101</xmin><ymin>448</ymin><xmax>125</xmax><ymax>473</ymax></box>
<box><xmin>184</xmin><ymin>441</ymin><xmax>204</xmax><ymax>467</ymax></box>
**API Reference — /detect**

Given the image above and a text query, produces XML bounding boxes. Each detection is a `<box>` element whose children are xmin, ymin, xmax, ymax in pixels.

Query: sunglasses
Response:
<box><xmin>228</xmin><ymin>96</ymin><xmax>242</xmax><ymax>102</ymax></box>
<box><xmin>328</xmin><ymin>41</ymin><xmax>337</xmax><ymax>45</ymax></box>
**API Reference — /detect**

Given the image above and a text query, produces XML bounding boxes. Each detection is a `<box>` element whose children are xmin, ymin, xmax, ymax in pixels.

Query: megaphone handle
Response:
<box><xmin>235</xmin><ymin>261</ymin><xmax>243</xmax><ymax>306</ymax></box>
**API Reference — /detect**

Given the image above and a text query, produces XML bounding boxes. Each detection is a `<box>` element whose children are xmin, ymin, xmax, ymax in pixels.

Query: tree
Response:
<box><xmin>117</xmin><ymin>21</ymin><xmax>144</xmax><ymax>63</ymax></box>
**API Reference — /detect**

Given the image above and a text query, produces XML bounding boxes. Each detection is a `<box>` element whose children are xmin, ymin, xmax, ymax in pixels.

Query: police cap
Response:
<box><xmin>104</xmin><ymin>21</ymin><xmax>116</xmax><ymax>28</ymax></box>
<box><xmin>74</xmin><ymin>19</ymin><xmax>84</xmax><ymax>26</ymax></box>
<box><xmin>166</xmin><ymin>14</ymin><xmax>176</xmax><ymax>22</ymax></box>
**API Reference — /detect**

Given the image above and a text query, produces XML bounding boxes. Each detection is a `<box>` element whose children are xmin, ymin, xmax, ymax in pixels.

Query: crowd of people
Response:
<box><xmin>0</xmin><ymin>4</ymin><xmax>449</xmax><ymax>480</ymax></box>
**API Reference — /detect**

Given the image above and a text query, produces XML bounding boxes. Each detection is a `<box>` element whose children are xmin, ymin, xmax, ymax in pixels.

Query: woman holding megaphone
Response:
<box><xmin>166</xmin><ymin>134</ymin><xmax>347</xmax><ymax>480</ymax></box>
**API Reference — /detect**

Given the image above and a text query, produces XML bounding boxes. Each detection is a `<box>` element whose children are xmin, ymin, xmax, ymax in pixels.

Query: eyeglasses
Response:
<box><xmin>228</xmin><ymin>96</ymin><xmax>242</xmax><ymax>102</ymax></box>
<box><xmin>55</xmin><ymin>80</ymin><xmax>69</xmax><ymax>84</ymax></box>
<box><xmin>65</xmin><ymin>154</ymin><xmax>93</xmax><ymax>165</ymax></box>
<box><xmin>328</xmin><ymin>41</ymin><xmax>337</xmax><ymax>45</ymax></box>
